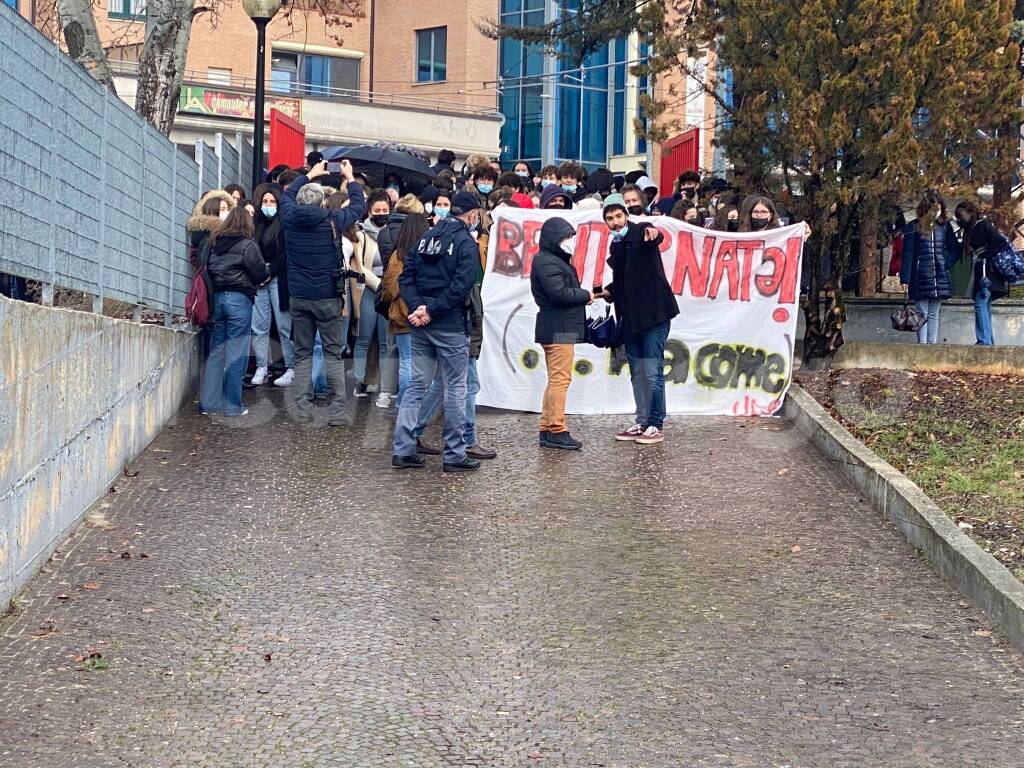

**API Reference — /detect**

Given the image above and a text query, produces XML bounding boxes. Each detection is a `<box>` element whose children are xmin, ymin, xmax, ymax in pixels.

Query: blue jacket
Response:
<box><xmin>400</xmin><ymin>217</ymin><xmax>479</xmax><ymax>333</ymax></box>
<box><xmin>280</xmin><ymin>176</ymin><xmax>366</xmax><ymax>300</ymax></box>
<box><xmin>900</xmin><ymin>220</ymin><xmax>958</xmax><ymax>301</ymax></box>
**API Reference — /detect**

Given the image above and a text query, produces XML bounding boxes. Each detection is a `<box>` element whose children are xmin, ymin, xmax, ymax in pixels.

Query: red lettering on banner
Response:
<box><xmin>780</xmin><ymin>236</ymin><xmax>801</xmax><ymax>304</ymax></box>
<box><xmin>493</xmin><ymin>220</ymin><xmax>523</xmax><ymax>277</ymax></box>
<box><xmin>708</xmin><ymin>241</ymin><xmax>740</xmax><ymax>300</ymax></box>
<box><xmin>672</xmin><ymin>231</ymin><xmax>714</xmax><ymax>296</ymax></box>
<box><xmin>736</xmin><ymin>240</ymin><xmax>763</xmax><ymax>302</ymax></box>
<box><xmin>576</xmin><ymin>223</ymin><xmax>610</xmax><ymax>285</ymax></box>
<box><xmin>521</xmin><ymin>220</ymin><xmax>543</xmax><ymax>277</ymax></box>
<box><xmin>755</xmin><ymin>246</ymin><xmax>785</xmax><ymax>297</ymax></box>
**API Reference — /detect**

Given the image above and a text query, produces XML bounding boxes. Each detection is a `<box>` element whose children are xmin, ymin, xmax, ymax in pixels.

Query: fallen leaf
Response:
<box><xmin>778</xmin><ymin>468</ymin><xmax>790</xmax><ymax>476</ymax></box>
<box><xmin>120</xmin><ymin>551</ymin><xmax>132</xmax><ymax>560</ymax></box>
<box><xmin>973</xmin><ymin>630</ymin><xmax>992</xmax><ymax>638</ymax></box>
<box><xmin>33</xmin><ymin>622</ymin><xmax>56</xmax><ymax>637</ymax></box>
<box><xmin>790</xmin><ymin>545</ymin><xmax>802</xmax><ymax>554</ymax></box>
<box><xmin>263</xmin><ymin>653</ymin><xmax>273</xmax><ymax>662</ymax></box>
<box><xmin>81</xmin><ymin>582</ymin><xmax>100</xmax><ymax>590</ymax></box>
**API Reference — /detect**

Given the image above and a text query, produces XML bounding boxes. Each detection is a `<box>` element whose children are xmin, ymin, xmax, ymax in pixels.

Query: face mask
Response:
<box><xmin>516</xmin><ymin>171</ymin><xmax>529</xmax><ymax>178</ymax></box>
<box><xmin>627</xmin><ymin>205</ymin><xmax>644</xmax><ymax>216</ymax></box>
<box><xmin>219</xmin><ymin>210</ymin><xmax>230</xmax><ymax>221</ymax></box>
<box><xmin>684</xmin><ymin>216</ymin><xmax>698</xmax><ymax>225</ymax></box>
<box><xmin>468</xmin><ymin>219</ymin><xmax>479</xmax><ymax>233</ymax></box>
<box><xmin>478</xmin><ymin>183</ymin><xmax>493</xmax><ymax>195</ymax></box>
<box><xmin>750</xmin><ymin>217</ymin><xmax>771</xmax><ymax>231</ymax></box>
<box><xmin>435</xmin><ymin>207</ymin><xmax>450</xmax><ymax>219</ymax></box>
<box><xmin>261</xmin><ymin>205</ymin><xmax>277</xmax><ymax>218</ymax></box>
<box><xmin>560</xmin><ymin>236</ymin><xmax>577</xmax><ymax>256</ymax></box>
<box><xmin>727</xmin><ymin>220</ymin><xmax>739</xmax><ymax>232</ymax></box>
<box><xmin>683</xmin><ymin>187</ymin><xmax>697</xmax><ymax>199</ymax></box>
<box><xmin>612</xmin><ymin>225</ymin><xmax>628</xmax><ymax>241</ymax></box>
<box><xmin>541</xmin><ymin>179</ymin><xmax>555</xmax><ymax>188</ymax></box>
<box><xmin>387</xmin><ymin>184</ymin><xmax>400</xmax><ymax>193</ymax></box>
<box><xmin>562</xmin><ymin>184</ymin><xmax>577</xmax><ymax>194</ymax></box>
<box><xmin>370</xmin><ymin>214</ymin><xmax>389</xmax><ymax>228</ymax></box>
<box><xmin>424</xmin><ymin>202</ymin><xmax>433</xmax><ymax>214</ymax></box>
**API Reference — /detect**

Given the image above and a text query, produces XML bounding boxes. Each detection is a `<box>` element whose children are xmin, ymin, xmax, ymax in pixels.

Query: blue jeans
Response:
<box><xmin>915</xmin><ymin>299</ymin><xmax>942</xmax><ymax>344</ymax></box>
<box><xmin>974</xmin><ymin>276</ymin><xmax>994</xmax><ymax>346</ymax></box>
<box><xmin>200</xmin><ymin>291</ymin><xmax>253</xmax><ymax>415</ymax></box>
<box><xmin>623</xmin><ymin>320</ymin><xmax>670</xmax><ymax>430</ymax></box>
<box><xmin>393</xmin><ymin>326</ymin><xmax>470</xmax><ymax>463</ymax></box>
<box><xmin>394</xmin><ymin>332</ymin><xmax>413</xmax><ymax>404</ymax></box>
<box><xmin>353</xmin><ymin>286</ymin><xmax>387</xmax><ymax>384</ymax></box>
<box><xmin>251</xmin><ymin>278</ymin><xmax>294</xmax><ymax>369</ymax></box>
<box><xmin>414</xmin><ymin>357</ymin><xmax>479</xmax><ymax>446</ymax></box>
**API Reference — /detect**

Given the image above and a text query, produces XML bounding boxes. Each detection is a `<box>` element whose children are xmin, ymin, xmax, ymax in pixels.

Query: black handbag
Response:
<box><xmin>890</xmin><ymin>303</ymin><xmax>926</xmax><ymax>332</ymax></box>
<box><xmin>585</xmin><ymin>304</ymin><xmax>623</xmax><ymax>348</ymax></box>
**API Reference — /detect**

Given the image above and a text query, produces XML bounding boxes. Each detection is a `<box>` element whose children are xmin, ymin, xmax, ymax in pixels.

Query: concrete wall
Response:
<box><xmin>0</xmin><ymin>297</ymin><xmax>200</xmax><ymax>608</ymax></box>
<box><xmin>797</xmin><ymin>298</ymin><xmax>1024</xmax><ymax>347</ymax></box>
<box><xmin>833</xmin><ymin>341</ymin><xmax>1024</xmax><ymax>376</ymax></box>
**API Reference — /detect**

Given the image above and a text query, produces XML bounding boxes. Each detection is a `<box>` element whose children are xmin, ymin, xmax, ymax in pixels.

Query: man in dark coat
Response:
<box><xmin>599</xmin><ymin>194</ymin><xmax>679</xmax><ymax>444</ymax></box>
<box><xmin>530</xmin><ymin>217</ymin><xmax>594</xmax><ymax>450</ymax></box>
<box><xmin>280</xmin><ymin>159</ymin><xmax>366</xmax><ymax>424</ymax></box>
<box><xmin>392</xmin><ymin>191</ymin><xmax>484</xmax><ymax>472</ymax></box>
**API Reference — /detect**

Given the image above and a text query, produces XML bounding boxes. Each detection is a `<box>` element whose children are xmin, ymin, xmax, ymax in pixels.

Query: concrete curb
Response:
<box><xmin>785</xmin><ymin>384</ymin><xmax>1024</xmax><ymax>652</ymax></box>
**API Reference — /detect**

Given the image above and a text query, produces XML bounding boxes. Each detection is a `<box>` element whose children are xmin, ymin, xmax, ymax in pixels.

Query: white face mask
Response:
<box><xmin>560</xmin><ymin>236</ymin><xmax>577</xmax><ymax>256</ymax></box>
<box><xmin>341</xmin><ymin>237</ymin><xmax>355</xmax><ymax>260</ymax></box>
<box><xmin>218</xmin><ymin>210</ymin><xmax>230</xmax><ymax>221</ymax></box>
<box><xmin>424</xmin><ymin>202</ymin><xmax>434</xmax><ymax>214</ymax></box>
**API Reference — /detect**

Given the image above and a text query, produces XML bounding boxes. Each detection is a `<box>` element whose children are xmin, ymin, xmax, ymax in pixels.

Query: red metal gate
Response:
<box><xmin>659</xmin><ymin>127</ymin><xmax>700</xmax><ymax>196</ymax></box>
<box><xmin>268</xmin><ymin>109</ymin><xmax>306</xmax><ymax>171</ymax></box>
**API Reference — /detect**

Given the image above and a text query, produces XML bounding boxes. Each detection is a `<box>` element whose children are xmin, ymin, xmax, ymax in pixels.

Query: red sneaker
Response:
<box><xmin>614</xmin><ymin>424</ymin><xmax>646</xmax><ymax>442</ymax></box>
<box><xmin>635</xmin><ymin>426</ymin><xmax>664</xmax><ymax>445</ymax></box>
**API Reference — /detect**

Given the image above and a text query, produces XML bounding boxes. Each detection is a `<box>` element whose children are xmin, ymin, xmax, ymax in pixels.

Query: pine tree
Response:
<box><xmin>485</xmin><ymin>0</ymin><xmax>1021</xmax><ymax>363</ymax></box>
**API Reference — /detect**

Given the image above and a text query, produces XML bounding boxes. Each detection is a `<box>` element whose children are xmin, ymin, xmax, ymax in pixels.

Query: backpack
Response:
<box><xmin>991</xmin><ymin>233</ymin><xmax>1024</xmax><ymax>283</ymax></box>
<box><xmin>185</xmin><ymin>242</ymin><xmax>215</xmax><ymax>327</ymax></box>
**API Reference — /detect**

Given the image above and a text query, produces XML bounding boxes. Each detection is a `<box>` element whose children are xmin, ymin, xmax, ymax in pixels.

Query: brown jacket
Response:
<box><xmin>380</xmin><ymin>246</ymin><xmax>410</xmax><ymax>334</ymax></box>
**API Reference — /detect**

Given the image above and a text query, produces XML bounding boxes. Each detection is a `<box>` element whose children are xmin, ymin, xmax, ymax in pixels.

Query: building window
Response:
<box><xmin>416</xmin><ymin>27</ymin><xmax>447</xmax><ymax>83</ymax></box>
<box><xmin>108</xmin><ymin>0</ymin><xmax>144</xmax><ymax>20</ymax></box>
<box><xmin>207</xmin><ymin>67</ymin><xmax>232</xmax><ymax>87</ymax></box>
<box><xmin>271</xmin><ymin>50</ymin><xmax>360</xmax><ymax>96</ymax></box>
<box><xmin>4</xmin><ymin>0</ymin><xmax>18</xmax><ymax>9</ymax></box>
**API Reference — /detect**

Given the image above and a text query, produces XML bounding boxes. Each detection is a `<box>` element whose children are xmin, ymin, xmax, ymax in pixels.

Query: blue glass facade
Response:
<box><xmin>499</xmin><ymin>1</ymin><xmax>633</xmax><ymax>171</ymax></box>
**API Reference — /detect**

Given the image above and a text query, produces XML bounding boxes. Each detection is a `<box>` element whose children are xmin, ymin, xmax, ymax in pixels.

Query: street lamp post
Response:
<box><xmin>242</xmin><ymin>0</ymin><xmax>283</xmax><ymax>191</ymax></box>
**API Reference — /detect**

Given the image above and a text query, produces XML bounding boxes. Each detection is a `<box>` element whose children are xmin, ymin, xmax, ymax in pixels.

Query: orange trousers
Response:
<box><xmin>540</xmin><ymin>343</ymin><xmax>575</xmax><ymax>433</ymax></box>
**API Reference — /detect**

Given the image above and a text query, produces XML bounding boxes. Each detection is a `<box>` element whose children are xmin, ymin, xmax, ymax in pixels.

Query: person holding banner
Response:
<box><xmin>531</xmin><ymin>217</ymin><xmax>596</xmax><ymax>450</ymax></box>
<box><xmin>600</xmin><ymin>194</ymin><xmax>680</xmax><ymax>445</ymax></box>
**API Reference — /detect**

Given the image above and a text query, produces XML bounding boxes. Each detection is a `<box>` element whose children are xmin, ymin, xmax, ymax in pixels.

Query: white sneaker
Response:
<box><xmin>375</xmin><ymin>392</ymin><xmax>392</xmax><ymax>408</ymax></box>
<box><xmin>251</xmin><ymin>366</ymin><xmax>268</xmax><ymax>386</ymax></box>
<box><xmin>274</xmin><ymin>368</ymin><xmax>294</xmax><ymax>386</ymax></box>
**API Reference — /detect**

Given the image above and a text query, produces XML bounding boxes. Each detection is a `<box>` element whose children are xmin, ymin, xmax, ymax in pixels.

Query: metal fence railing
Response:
<box><xmin>0</xmin><ymin>3</ymin><xmax>253</xmax><ymax>320</ymax></box>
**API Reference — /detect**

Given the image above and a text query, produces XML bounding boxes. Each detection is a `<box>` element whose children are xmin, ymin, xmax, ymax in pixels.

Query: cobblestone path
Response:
<box><xmin>1</xmin><ymin>388</ymin><xmax>1022</xmax><ymax>767</ymax></box>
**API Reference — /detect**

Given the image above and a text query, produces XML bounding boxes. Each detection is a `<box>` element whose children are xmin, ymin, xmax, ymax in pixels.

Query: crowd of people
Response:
<box><xmin>185</xmin><ymin>150</ymin><xmax>1018</xmax><ymax>471</ymax></box>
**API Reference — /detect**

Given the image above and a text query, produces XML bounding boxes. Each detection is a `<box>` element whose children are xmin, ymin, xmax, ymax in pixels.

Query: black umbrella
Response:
<box><xmin>326</xmin><ymin>143</ymin><xmax>434</xmax><ymax>185</ymax></box>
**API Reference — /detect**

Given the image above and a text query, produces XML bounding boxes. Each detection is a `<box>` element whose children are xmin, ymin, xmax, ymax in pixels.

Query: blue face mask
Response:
<box><xmin>562</xmin><ymin>184</ymin><xmax>577</xmax><ymax>194</ymax></box>
<box><xmin>478</xmin><ymin>183</ymin><xmax>493</xmax><ymax>195</ymax></box>
<box><xmin>261</xmin><ymin>205</ymin><xmax>277</xmax><ymax>218</ymax></box>
<box><xmin>516</xmin><ymin>170</ymin><xmax>529</xmax><ymax>178</ymax></box>
<box><xmin>435</xmin><ymin>207</ymin><xmax>450</xmax><ymax>219</ymax></box>
<box><xmin>612</xmin><ymin>225</ymin><xmax>629</xmax><ymax>241</ymax></box>
<box><xmin>541</xmin><ymin>179</ymin><xmax>555</xmax><ymax>188</ymax></box>
<box><xmin>387</xmin><ymin>184</ymin><xmax>400</xmax><ymax>192</ymax></box>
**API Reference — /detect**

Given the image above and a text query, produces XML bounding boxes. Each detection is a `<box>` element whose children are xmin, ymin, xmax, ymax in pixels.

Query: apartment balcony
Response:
<box><xmin>108</xmin><ymin>61</ymin><xmax>503</xmax><ymax>159</ymax></box>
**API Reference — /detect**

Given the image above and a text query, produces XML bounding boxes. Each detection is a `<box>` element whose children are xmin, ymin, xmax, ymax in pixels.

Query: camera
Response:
<box><xmin>332</xmin><ymin>268</ymin><xmax>365</xmax><ymax>295</ymax></box>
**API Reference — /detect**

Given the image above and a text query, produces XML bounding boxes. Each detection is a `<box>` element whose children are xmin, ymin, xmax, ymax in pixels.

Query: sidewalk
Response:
<box><xmin>1</xmin><ymin>388</ymin><xmax>1022</xmax><ymax>767</ymax></box>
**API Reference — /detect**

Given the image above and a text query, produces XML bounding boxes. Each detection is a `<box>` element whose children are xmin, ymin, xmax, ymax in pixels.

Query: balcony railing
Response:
<box><xmin>107</xmin><ymin>60</ymin><xmax>500</xmax><ymax>118</ymax></box>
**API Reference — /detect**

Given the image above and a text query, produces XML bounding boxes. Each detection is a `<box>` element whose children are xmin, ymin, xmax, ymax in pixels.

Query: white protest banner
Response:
<box><xmin>478</xmin><ymin>208</ymin><xmax>805</xmax><ymax>417</ymax></box>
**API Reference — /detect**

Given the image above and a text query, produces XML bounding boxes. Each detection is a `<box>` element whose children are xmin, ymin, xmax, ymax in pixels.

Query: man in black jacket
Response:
<box><xmin>280</xmin><ymin>159</ymin><xmax>366</xmax><ymax>425</ymax></box>
<box><xmin>600</xmin><ymin>194</ymin><xmax>679</xmax><ymax>445</ymax></box>
<box><xmin>530</xmin><ymin>217</ymin><xmax>594</xmax><ymax>450</ymax></box>
<box><xmin>391</xmin><ymin>192</ymin><xmax>483</xmax><ymax>472</ymax></box>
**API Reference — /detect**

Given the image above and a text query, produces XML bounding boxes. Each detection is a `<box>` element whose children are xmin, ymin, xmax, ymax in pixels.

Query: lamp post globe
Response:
<box><xmin>244</xmin><ymin>0</ymin><xmax>283</xmax><ymax>190</ymax></box>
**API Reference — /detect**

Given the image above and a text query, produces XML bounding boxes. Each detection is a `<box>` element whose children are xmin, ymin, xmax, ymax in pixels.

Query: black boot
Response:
<box><xmin>392</xmin><ymin>454</ymin><xmax>426</xmax><ymax>469</ymax></box>
<box><xmin>543</xmin><ymin>431</ymin><xmax>582</xmax><ymax>451</ymax></box>
<box><xmin>443</xmin><ymin>456</ymin><xmax>481</xmax><ymax>473</ymax></box>
<box><xmin>539</xmin><ymin>430</ymin><xmax>550</xmax><ymax>446</ymax></box>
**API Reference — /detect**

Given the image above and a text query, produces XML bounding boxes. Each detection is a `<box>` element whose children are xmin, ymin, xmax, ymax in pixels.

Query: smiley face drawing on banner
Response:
<box><xmin>477</xmin><ymin>208</ymin><xmax>805</xmax><ymax>417</ymax></box>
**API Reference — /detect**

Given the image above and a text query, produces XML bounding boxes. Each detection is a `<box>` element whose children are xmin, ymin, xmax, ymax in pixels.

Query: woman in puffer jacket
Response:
<box><xmin>901</xmin><ymin>190</ymin><xmax>960</xmax><ymax>344</ymax></box>
<box><xmin>186</xmin><ymin>189</ymin><xmax>235</xmax><ymax>269</ymax></box>
<box><xmin>199</xmin><ymin>207</ymin><xmax>269</xmax><ymax>417</ymax></box>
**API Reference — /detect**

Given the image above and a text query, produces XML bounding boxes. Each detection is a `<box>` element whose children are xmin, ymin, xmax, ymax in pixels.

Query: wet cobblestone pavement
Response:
<box><xmin>1</xmin><ymin>387</ymin><xmax>1023</xmax><ymax>767</ymax></box>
